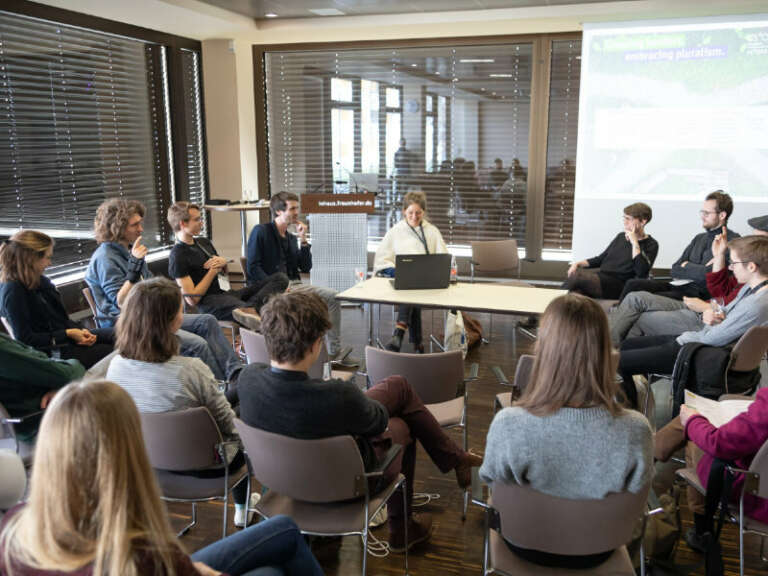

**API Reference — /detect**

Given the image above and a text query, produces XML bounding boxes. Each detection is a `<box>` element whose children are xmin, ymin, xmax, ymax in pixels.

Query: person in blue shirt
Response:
<box><xmin>85</xmin><ymin>198</ymin><xmax>242</xmax><ymax>383</ymax></box>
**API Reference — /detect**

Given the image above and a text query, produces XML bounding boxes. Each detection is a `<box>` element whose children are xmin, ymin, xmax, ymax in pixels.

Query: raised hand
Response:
<box><xmin>711</xmin><ymin>226</ymin><xmax>728</xmax><ymax>258</ymax></box>
<box><xmin>131</xmin><ymin>235</ymin><xmax>148</xmax><ymax>260</ymax></box>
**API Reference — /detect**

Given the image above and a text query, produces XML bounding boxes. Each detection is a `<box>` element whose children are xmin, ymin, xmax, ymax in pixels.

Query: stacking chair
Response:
<box><xmin>0</xmin><ymin>449</ymin><xmax>26</xmax><ymax>516</ymax></box>
<box><xmin>365</xmin><ymin>346</ymin><xmax>478</xmax><ymax>518</ymax></box>
<box><xmin>472</xmin><ymin>479</ymin><xmax>655</xmax><ymax>576</ymax></box>
<box><xmin>140</xmin><ymin>407</ymin><xmax>247</xmax><ymax>538</ymax></box>
<box><xmin>181</xmin><ymin>293</ymin><xmax>240</xmax><ymax>353</ymax></box>
<box><xmin>0</xmin><ymin>317</ymin><xmax>16</xmax><ymax>340</ymax></box>
<box><xmin>494</xmin><ymin>354</ymin><xmax>534</xmax><ymax>412</ymax></box>
<box><xmin>234</xmin><ymin>419</ymin><xmax>407</xmax><ymax>576</ymax></box>
<box><xmin>675</xmin><ymin>433</ymin><xmax>768</xmax><ymax>575</ymax></box>
<box><xmin>469</xmin><ymin>239</ymin><xmax>534</xmax><ymax>347</ymax></box>
<box><xmin>239</xmin><ymin>327</ymin><xmax>353</xmax><ymax>381</ymax></box>
<box><xmin>0</xmin><ymin>401</ymin><xmax>37</xmax><ymax>467</ymax></box>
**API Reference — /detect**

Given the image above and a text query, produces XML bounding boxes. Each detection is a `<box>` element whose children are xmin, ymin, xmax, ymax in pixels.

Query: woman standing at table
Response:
<box><xmin>374</xmin><ymin>191</ymin><xmax>447</xmax><ymax>352</ymax></box>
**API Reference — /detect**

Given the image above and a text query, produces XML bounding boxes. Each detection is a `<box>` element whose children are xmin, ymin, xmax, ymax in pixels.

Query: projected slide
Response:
<box><xmin>573</xmin><ymin>16</ymin><xmax>768</xmax><ymax>267</ymax></box>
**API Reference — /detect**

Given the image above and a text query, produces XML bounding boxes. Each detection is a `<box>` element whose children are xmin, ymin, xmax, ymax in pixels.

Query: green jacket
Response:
<box><xmin>0</xmin><ymin>333</ymin><xmax>84</xmax><ymax>437</ymax></box>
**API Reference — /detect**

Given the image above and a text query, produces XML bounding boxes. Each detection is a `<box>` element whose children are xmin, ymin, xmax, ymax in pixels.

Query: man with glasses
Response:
<box><xmin>618</xmin><ymin>191</ymin><xmax>740</xmax><ymax>301</ymax></box>
<box><xmin>617</xmin><ymin>235</ymin><xmax>768</xmax><ymax>409</ymax></box>
<box><xmin>609</xmin><ymin>216</ymin><xmax>768</xmax><ymax>346</ymax></box>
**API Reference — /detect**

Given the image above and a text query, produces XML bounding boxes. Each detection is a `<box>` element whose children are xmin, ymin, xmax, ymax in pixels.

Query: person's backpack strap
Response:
<box><xmin>701</xmin><ymin>457</ymin><xmax>736</xmax><ymax>576</ymax></box>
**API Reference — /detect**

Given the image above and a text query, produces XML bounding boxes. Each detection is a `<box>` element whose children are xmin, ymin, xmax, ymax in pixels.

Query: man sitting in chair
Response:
<box><xmin>167</xmin><ymin>201</ymin><xmax>288</xmax><ymax>331</ymax></box>
<box><xmin>237</xmin><ymin>291</ymin><xmax>482</xmax><ymax>553</ymax></box>
<box><xmin>617</xmin><ymin>235</ymin><xmax>768</xmax><ymax>409</ymax></box>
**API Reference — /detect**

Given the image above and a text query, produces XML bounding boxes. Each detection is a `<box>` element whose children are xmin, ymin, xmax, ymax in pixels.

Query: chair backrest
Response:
<box><xmin>470</xmin><ymin>239</ymin><xmax>519</xmax><ymax>277</ymax></box>
<box><xmin>514</xmin><ymin>354</ymin><xmax>534</xmax><ymax>393</ymax></box>
<box><xmin>234</xmin><ymin>419</ymin><xmax>366</xmax><ymax>503</ymax></box>
<box><xmin>729</xmin><ymin>325</ymin><xmax>768</xmax><ymax>373</ymax></box>
<box><xmin>0</xmin><ymin>317</ymin><xmax>16</xmax><ymax>340</ymax></box>
<box><xmin>365</xmin><ymin>346</ymin><xmax>464</xmax><ymax>405</ymax></box>
<box><xmin>81</xmin><ymin>286</ymin><xmax>101</xmax><ymax>328</ymax></box>
<box><xmin>747</xmin><ymin>435</ymin><xmax>768</xmax><ymax>499</ymax></box>
<box><xmin>490</xmin><ymin>481</ymin><xmax>650</xmax><ymax>555</ymax></box>
<box><xmin>240</xmin><ymin>328</ymin><xmax>327</xmax><ymax>379</ymax></box>
<box><xmin>0</xmin><ymin>449</ymin><xmax>26</xmax><ymax>513</ymax></box>
<box><xmin>140</xmin><ymin>407</ymin><xmax>223</xmax><ymax>471</ymax></box>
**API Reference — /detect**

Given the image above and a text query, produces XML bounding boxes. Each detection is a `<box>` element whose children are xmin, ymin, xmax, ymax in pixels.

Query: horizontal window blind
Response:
<box><xmin>263</xmin><ymin>43</ymin><xmax>532</xmax><ymax>249</ymax></box>
<box><xmin>0</xmin><ymin>9</ymin><xmax>205</xmax><ymax>277</ymax></box>
<box><xmin>180</xmin><ymin>48</ymin><xmax>208</xmax><ymax>234</ymax></box>
<box><xmin>543</xmin><ymin>38</ymin><xmax>581</xmax><ymax>253</ymax></box>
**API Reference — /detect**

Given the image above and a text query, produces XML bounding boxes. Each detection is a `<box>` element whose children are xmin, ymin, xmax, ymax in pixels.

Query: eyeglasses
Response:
<box><xmin>728</xmin><ymin>261</ymin><xmax>751</xmax><ymax>268</ymax></box>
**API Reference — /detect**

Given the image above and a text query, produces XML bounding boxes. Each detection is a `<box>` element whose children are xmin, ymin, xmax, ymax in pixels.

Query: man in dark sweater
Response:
<box><xmin>619</xmin><ymin>190</ymin><xmax>740</xmax><ymax>301</ymax></box>
<box><xmin>167</xmin><ymin>201</ymin><xmax>288</xmax><ymax>330</ymax></box>
<box><xmin>564</xmin><ymin>202</ymin><xmax>658</xmax><ymax>299</ymax></box>
<box><xmin>246</xmin><ymin>191</ymin><xmax>357</xmax><ymax>366</ymax></box>
<box><xmin>237</xmin><ymin>291</ymin><xmax>482</xmax><ymax>553</ymax></box>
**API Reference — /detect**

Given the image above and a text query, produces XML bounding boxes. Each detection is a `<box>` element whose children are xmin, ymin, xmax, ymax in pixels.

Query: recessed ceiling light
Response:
<box><xmin>435</xmin><ymin>71</ymin><xmax>440</xmax><ymax>75</ymax></box>
<box><xmin>481</xmin><ymin>88</ymin><xmax>486</xmax><ymax>91</ymax></box>
<box><xmin>411</xmin><ymin>64</ymin><xmax>417</xmax><ymax>67</ymax></box>
<box><xmin>309</xmin><ymin>8</ymin><xmax>345</xmax><ymax>16</ymax></box>
<box><xmin>489</xmin><ymin>74</ymin><xmax>513</xmax><ymax>78</ymax></box>
<box><xmin>460</xmin><ymin>59</ymin><xmax>495</xmax><ymax>63</ymax></box>
<box><xmin>265</xmin><ymin>12</ymin><xmax>278</xmax><ymax>18</ymax></box>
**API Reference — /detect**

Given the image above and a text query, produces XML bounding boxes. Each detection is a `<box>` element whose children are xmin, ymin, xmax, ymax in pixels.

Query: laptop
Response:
<box><xmin>393</xmin><ymin>254</ymin><xmax>452</xmax><ymax>290</ymax></box>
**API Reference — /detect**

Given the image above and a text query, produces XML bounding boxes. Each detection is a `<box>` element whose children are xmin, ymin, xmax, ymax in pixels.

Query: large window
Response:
<box><xmin>0</xmin><ymin>7</ymin><xmax>207</xmax><ymax>277</ymax></box>
<box><xmin>258</xmin><ymin>35</ymin><xmax>580</xmax><ymax>260</ymax></box>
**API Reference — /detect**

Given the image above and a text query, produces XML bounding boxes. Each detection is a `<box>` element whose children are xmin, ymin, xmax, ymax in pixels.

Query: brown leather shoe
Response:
<box><xmin>455</xmin><ymin>451</ymin><xmax>483</xmax><ymax>489</ymax></box>
<box><xmin>388</xmin><ymin>513</ymin><xmax>434</xmax><ymax>553</ymax></box>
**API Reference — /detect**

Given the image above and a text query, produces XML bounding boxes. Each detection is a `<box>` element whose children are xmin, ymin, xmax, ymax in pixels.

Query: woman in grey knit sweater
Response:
<box><xmin>479</xmin><ymin>293</ymin><xmax>653</xmax><ymax>569</ymax></box>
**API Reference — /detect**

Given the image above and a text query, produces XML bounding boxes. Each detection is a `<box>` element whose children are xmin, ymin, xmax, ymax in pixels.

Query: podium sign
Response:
<box><xmin>301</xmin><ymin>193</ymin><xmax>375</xmax><ymax>214</ymax></box>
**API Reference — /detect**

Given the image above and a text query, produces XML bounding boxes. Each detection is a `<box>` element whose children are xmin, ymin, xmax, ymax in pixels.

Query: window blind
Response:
<box><xmin>543</xmin><ymin>39</ymin><xmax>581</xmax><ymax>253</ymax></box>
<box><xmin>0</xmin><ymin>9</ymin><xmax>205</xmax><ymax>277</ymax></box>
<box><xmin>263</xmin><ymin>43</ymin><xmax>532</xmax><ymax>250</ymax></box>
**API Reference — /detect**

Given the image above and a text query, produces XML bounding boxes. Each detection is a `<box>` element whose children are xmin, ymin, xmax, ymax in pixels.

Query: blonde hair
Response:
<box><xmin>167</xmin><ymin>201</ymin><xmax>200</xmax><ymax>233</ymax></box>
<box><xmin>0</xmin><ymin>230</ymin><xmax>54</xmax><ymax>289</ymax></box>
<box><xmin>0</xmin><ymin>380</ymin><xmax>182</xmax><ymax>576</ymax></box>
<box><xmin>516</xmin><ymin>294</ymin><xmax>622</xmax><ymax>416</ymax></box>
<box><xmin>402</xmin><ymin>190</ymin><xmax>427</xmax><ymax>213</ymax></box>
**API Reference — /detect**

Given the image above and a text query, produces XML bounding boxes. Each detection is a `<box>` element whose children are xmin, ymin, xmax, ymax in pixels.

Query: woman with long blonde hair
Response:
<box><xmin>0</xmin><ymin>230</ymin><xmax>114</xmax><ymax>368</ymax></box>
<box><xmin>479</xmin><ymin>293</ymin><xmax>653</xmax><ymax>569</ymax></box>
<box><xmin>0</xmin><ymin>379</ymin><xmax>323</xmax><ymax>575</ymax></box>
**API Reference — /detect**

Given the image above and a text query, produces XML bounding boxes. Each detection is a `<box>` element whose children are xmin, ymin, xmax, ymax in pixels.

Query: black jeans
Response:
<box><xmin>618</xmin><ymin>278</ymin><xmax>707</xmax><ymax>302</ymax></box>
<box><xmin>618</xmin><ymin>334</ymin><xmax>682</xmax><ymax>408</ymax></box>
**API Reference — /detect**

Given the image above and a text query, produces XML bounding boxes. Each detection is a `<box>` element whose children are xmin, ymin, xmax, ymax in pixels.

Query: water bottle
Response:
<box><xmin>450</xmin><ymin>254</ymin><xmax>458</xmax><ymax>284</ymax></box>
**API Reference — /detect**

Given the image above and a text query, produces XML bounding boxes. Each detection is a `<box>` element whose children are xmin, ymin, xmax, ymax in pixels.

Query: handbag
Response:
<box><xmin>444</xmin><ymin>309</ymin><xmax>468</xmax><ymax>359</ymax></box>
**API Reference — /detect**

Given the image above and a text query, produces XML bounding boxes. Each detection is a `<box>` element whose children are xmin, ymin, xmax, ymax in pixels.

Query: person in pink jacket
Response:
<box><xmin>655</xmin><ymin>388</ymin><xmax>768</xmax><ymax>552</ymax></box>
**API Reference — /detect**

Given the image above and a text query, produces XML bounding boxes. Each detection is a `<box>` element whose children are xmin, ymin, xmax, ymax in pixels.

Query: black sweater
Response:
<box><xmin>586</xmin><ymin>233</ymin><xmax>659</xmax><ymax>282</ymax></box>
<box><xmin>670</xmin><ymin>226</ymin><xmax>741</xmax><ymax>289</ymax></box>
<box><xmin>0</xmin><ymin>277</ymin><xmax>79</xmax><ymax>351</ymax></box>
<box><xmin>246</xmin><ymin>222</ymin><xmax>312</xmax><ymax>283</ymax></box>
<box><xmin>238</xmin><ymin>364</ymin><xmax>388</xmax><ymax>469</ymax></box>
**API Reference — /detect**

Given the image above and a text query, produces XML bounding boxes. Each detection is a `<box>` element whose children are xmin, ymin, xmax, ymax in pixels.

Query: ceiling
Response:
<box><xmin>196</xmin><ymin>0</ymin><xmax>624</xmax><ymax>21</ymax></box>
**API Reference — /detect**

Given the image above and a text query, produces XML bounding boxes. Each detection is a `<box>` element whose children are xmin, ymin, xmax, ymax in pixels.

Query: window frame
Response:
<box><xmin>254</xmin><ymin>33</ymin><xmax>581</xmax><ymax>275</ymax></box>
<box><xmin>1</xmin><ymin>0</ymin><xmax>209</xmax><ymax>279</ymax></box>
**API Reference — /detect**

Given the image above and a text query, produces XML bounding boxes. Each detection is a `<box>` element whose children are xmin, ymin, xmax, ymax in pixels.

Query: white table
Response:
<box><xmin>203</xmin><ymin>202</ymin><xmax>270</xmax><ymax>257</ymax></box>
<box><xmin>337</xmin><ymin>277</ymin><xmax>567</xmax><ymax>345</ymax></box>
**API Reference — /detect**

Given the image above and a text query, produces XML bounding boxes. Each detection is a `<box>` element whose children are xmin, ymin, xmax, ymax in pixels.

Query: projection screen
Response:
<box><xmin>572</xmin><ymin>16</ymin><xmax>768</xmax><ymax>268</ymax></box>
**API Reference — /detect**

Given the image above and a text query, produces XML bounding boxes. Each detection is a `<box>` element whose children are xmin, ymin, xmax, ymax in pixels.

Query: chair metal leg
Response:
<box><xmin>362</xmin><ymin>496</ymin><xmax>369</xmax><ymax>576</ymax></box>
<box><xmin>177</xmin><ymin>502</ymin><xmax>197</xmax><ymax>537</ymax></box>
<box><xmin>760</xmin><ymin>535</ymin><xmax>768</xmax><ymax>563</ymax></box>
<box><xmin>402</xmin><ymin>479</ymin><xmax>409</xmax><ymax>576</ymax></box>
<box><xmin>482</xmin><ymin>507</ymin><xmax>490</xmax><ymax>575</ymax></box>
<box><xmin>740</xmin><ymin>496</ymin><xmax>746</xmax><ymax>576</ymax></box>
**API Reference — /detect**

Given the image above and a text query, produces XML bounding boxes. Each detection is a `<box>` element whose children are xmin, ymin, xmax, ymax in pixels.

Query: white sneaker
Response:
<box><xmin>369</xmin><ymin>507</ymin><xmax>388</xmax><ymax>528</ymax></box>
<box><xmin>234</xmin><ymin>492</ymin><xmax>261</xmax><ymax>528</ymax></box>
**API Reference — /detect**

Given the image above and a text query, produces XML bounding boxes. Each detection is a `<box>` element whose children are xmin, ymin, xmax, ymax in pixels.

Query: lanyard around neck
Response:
<box><xmin>408</xmin><ymin>223</ymin><xmax>429</xmax><ymax>254</ymax></box>
<box><xmin>745</xmin><ymin>279</ymin><xmax>768</xmax><ymax>297</ymax></box>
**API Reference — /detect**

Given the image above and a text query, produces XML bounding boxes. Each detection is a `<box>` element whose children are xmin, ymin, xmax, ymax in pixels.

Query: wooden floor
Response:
<box><xmin>168</xmin><ymin>306</ymin><xmax>768</xmax><ymax>575</ymax></box>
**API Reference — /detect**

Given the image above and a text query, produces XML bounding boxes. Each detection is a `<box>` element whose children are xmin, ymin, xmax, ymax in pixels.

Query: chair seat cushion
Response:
<box><xmin>675</xmin><ymin>467</ymin><xmax>705</xmax><ymax>495</ymax></box>
<box><xmin>154</xmin><ymin>464</ymin><xmax>248</xmax><ymax>500</ymax></box>
<box><xmin>255</xmin><ymin>473</ymin><xmax>404</xmax><ymax>535</ymax></box>
<box><xmin>489</xmin><ymin>530</ymin><xmax>634</xmax><ymax>575</ymax></box>
<box><xmin>427</xmin><ymin>396</ymin><xmax>465</xmax><ymax>427</ymax></box>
